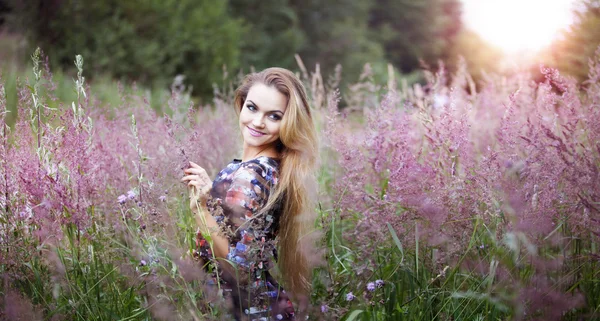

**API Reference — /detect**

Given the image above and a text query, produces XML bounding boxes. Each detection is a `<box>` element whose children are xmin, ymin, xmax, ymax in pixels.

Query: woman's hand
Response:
<box><xmin>181</xmin><ymin>161</ymin><xmax>212</xmax><ymax>211</ymax></box>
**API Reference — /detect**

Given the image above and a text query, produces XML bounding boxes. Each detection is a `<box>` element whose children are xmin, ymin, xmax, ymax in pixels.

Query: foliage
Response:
<box><xmin>290</xmin><ymin>0</ymin><xmax>386</xmax><ymax>83</ymax></box>
<box><xmin>545</xmin><ymin>0</ymin><xmax>600</xmax><ymax>82</ymax></box>
<box><xmin>369</xmin><ymin>0</ymin><xmax>463</xmax><ymax>73</ymax></box>
<box><xmin>229</xmin><ymin>0</ymin><xmax>305</xmax><ymax>72</ymax></box>
<box><xmin>448</xmin><ymin>29</ymin><xmax>504</xmax><ymax>82</ymax></box>
<box><xmin>2</xmin><ymin>0</ymin><xmax>478</xmax><ymax>97</ymax></box>
<box><xmin>5</xmin><ymin>0</ymin><xmax>243</xmax><ymax>97</ymax></box>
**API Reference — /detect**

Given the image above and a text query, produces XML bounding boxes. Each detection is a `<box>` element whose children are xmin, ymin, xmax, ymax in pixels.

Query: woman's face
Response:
<box><xmin>239</xmin><ymin>83</ymin><xmax>288</xmax><ymax>153</ymax></box>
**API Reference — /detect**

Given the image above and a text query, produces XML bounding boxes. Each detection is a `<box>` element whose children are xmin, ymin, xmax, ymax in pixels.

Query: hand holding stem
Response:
<box><xmin>181</xmin><ymin>161</ymin><xmax>212</xmax><ymax>212</ymax></box>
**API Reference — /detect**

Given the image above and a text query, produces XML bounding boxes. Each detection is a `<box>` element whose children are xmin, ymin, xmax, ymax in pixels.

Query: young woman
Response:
<box><xmin>181</xmin><ymin>67</ymin><xmax>318</xmax><ymax>320</ymax></box>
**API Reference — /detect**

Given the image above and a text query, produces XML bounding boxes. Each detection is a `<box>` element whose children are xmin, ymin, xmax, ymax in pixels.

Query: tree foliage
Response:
<box><xmin>3</xmin><ymin>0</ymin><xmax>471</xmax><ymax>95</ymax></box>
<box><xmin>448</xmin><ymin>29</ymin><xmax>503</xmax><ymax>81</ymax></box>
<box><xmin>546</xmin><ymin>0</ymin><xmax>600</xmax><ymax>81</ymax></box>
<box><xmin>290</xmin><ymin>0</ymin><xmax>385</xmax><ymax>79</ymax></box>
<box><xmin>229</xmin><ymin>0</ymin><xmax>305</xmax><ymax>72</ymax></box>
<box><xmin>369</xmin><ymin>0</ymin><xmax>462</xmax><ymax>73</ymax></box>
<box><xmin>7</xmin><ymin>0</ymin><xmax>243</xmax><ymax>97</ymax></box>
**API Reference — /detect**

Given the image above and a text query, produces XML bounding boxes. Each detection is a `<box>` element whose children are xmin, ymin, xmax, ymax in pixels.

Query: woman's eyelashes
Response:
<box><xmin>269</xmin><ymin>113</ymin><xmax>282</xmax><ymax>121</ymax></box>
<box><xmin>245</xmin><ymin>104</ymin><xmax>282</xmax><ymax>121</ymax></box>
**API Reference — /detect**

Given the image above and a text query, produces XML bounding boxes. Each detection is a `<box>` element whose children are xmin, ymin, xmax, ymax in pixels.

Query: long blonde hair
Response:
<box><xmin>234</xmin><ymin>67</ymin><xmax>318</xmax><ymax>297</ymax></box>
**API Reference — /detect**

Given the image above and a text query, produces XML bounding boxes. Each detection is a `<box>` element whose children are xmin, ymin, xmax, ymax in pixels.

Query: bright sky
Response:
<box><xmin>462</xmin><ymin>0</ymin><xmax>576</xmax><ymax>53</ymax></box>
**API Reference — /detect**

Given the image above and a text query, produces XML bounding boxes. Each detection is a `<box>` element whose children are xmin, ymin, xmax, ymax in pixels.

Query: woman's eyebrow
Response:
<box><xmin>247</xmin><ymin>100</ymin><xmax>260</xmax><ymax>109</ymax></box>
<box><xmin>247</xmin><ymin>100</ymin><xmax>284</xmax><ymax>114</ymax></box>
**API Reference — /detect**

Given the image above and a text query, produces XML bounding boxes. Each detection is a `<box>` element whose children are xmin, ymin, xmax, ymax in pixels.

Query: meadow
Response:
<box><xmin>0</xmin><ymin>50</ymin><xmax>599</xmax><ymax>320</ymax></box>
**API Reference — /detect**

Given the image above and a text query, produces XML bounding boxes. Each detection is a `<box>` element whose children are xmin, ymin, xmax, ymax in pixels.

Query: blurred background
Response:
<box><xmin>0</xmin><ymin>0</ymin><xmax>598</xmax><ymax>99</ymax></box>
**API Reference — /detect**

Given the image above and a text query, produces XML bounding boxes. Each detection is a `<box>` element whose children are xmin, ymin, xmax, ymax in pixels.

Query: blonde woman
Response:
<box><xmin>182</xmin><ymin>67</ymin><xmax>318</xmax><ymax>320</ymax></box>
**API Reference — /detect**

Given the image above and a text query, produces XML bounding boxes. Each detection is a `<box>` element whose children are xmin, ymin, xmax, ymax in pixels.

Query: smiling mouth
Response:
<box><xmin>247</xmin><ymin>127</ymin><xmax>265</xmax><ymax>137</ymax></box>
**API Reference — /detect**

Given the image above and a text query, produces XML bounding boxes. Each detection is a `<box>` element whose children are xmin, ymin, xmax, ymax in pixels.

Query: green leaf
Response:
<box><xmin>387</xmin><ymin>222</ymin><xmax>404</xmax><ymax>264</ymax></box>
<box><xmin>346</xmin><ymin>309</ymin><xmax>364</xmax><ymax>321</ymax></box>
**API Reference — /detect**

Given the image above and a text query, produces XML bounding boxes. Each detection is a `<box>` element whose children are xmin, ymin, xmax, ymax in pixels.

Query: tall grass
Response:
<box><xmin>1</xmin><ymin>50</ymin><xmax>599</xmax><ymax>320</ymax></box>
<box><xmin>311</xmin><ymin>56</ymin><xmax>600</xmax><ymax>320</ymax></box>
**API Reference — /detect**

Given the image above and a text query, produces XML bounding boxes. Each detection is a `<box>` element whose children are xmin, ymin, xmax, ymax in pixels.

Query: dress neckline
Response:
<box><xmin>233</xmin><ymin>155</ymin><xmax>281</xmax><ymax>164</ymax></box>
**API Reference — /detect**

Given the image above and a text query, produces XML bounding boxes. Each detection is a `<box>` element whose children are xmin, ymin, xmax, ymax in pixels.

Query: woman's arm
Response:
<box><xmin>190</xmin><ymin>193</ymin><xmax>231</xmax><ymax>260</ymax></box>
<box><xmin>183</xmin><ymin>161</ymin><xmax>231</xmax><ymax>261</ymax></box>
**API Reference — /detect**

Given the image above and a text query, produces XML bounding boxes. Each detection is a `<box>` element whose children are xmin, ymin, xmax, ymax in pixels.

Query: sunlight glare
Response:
<box><xmin>462</xmin><ymin>0</ymin><xmax>575</xmax><ymax>53</ymax></box>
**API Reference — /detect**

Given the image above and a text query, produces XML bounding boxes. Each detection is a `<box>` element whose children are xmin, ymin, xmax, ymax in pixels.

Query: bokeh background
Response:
<box><xmin>1</xmin><ymin>0</ymin><xmax>598</xmax><ymax>98</ymax></box>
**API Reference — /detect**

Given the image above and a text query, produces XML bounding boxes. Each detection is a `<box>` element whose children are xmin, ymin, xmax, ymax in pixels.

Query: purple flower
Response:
<box><xmin>158</xmin><ymin>195</ymin><xmax>167</xmax><ymax>202</ymax></box>
<box><xmin>375</xmin><ymin>280</ymin><xmax>384</xmax><ymax>288</ymax></box>
<box><xmin>479</xmin><ymin>244</ymin><xmax>485</xmax><ymax>249</ymax></box>
<box><xmin>321</xmin><ymin>304</ymin><xmax>328</xmax><ymax>313</ymax></box>
<box><xmin>367</xmin><ymin>282</ymin><xmax>376</xmax><ymax>291</ymax></box>
<box><xmin>346</xmin><ymin>292</ymin><xmax>355</xmax><ymax>301</ymax></box>
<box><xmin>118</xmin><ymin>194</ymin><xmax>127</xmax><ymax>204</ymax></box>
<box><xmin>127</xmin><ymin>190</ymin><xmax>136</xmax><ymax>200</ymax></box>
<box><xmin>140</xmin><ymin>259</ymin><xmax>147</xmax><ymax>266</ymax></box>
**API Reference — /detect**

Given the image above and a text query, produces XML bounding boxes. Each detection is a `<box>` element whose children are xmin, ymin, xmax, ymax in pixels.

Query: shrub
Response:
<box><xmin>7</xmin><ymin>0</ymin><xmax>243</xmax><ymax>97</ymax></box>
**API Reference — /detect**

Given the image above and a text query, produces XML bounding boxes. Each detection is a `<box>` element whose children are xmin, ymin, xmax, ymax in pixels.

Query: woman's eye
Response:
<box><xmin>246</xmin><ymin>104</ymin><xmax>256</xmax><ymax>111</ymax></box>
<box><xmin>269</xmin><ymin>114</ymin><xmax>282</xmax><ymax>121</ymax></box>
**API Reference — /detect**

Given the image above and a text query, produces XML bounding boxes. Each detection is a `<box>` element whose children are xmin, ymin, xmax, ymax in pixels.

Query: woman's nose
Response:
<box><xmin>252</xmin><ymin>116</ymin><xmax>265</xmax><ymax>127</ymax></box>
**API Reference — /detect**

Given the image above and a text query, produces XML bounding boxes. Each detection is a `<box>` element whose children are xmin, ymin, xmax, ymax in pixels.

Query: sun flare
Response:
<box><xmin>462</xmin><ymin>0</ymin><xmax>575</xmax><ymax>53</ymax></box>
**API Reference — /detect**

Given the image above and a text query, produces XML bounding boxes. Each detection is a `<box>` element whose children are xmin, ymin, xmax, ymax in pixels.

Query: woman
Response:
<box><xmin>182</xmin><ymin>67</ymin><xmax>318</xmax><ymax>320</ymax></box>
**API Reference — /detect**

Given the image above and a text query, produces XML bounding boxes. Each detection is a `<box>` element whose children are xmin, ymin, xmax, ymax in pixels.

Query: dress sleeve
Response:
<box><xmin>222</xmin><ymin>161</ymin><xmax>278</xmax><ymax>279</ymax></box>
<box><xmin>223</xmin><ymin>162</ymin><xmax>272</xmax><ymax>230</ymax></box>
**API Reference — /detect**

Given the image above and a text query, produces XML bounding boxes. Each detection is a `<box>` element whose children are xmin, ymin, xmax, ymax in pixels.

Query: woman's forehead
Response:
<box><xmin>246</xmin><ymin>83</ymin><xmax>288</xmax><ymax>113</ymax></box>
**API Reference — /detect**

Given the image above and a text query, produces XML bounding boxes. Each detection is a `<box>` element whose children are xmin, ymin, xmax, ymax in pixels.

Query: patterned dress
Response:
<box><xmin>195</xmin><ymin>156</ymin><xmax>295</xmax><ymax>321</ymax></box>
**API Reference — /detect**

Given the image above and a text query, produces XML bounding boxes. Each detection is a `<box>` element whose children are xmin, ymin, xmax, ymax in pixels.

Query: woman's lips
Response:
<box><xmin>247</xmin><ymin>127</ymin><xmax>265</xmax><ymax>137</ymax></box>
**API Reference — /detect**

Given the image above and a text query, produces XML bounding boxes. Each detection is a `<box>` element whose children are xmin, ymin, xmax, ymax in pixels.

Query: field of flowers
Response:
<box><xmin>1</xmin><ymin>49</ymin><xmax>599</xmax><ymax>320</ymax></box>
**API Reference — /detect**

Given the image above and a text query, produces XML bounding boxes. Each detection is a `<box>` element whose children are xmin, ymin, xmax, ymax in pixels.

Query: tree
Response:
<box><xmin>448</xmin><ymin>28</ymin><xmax>503</xmax><ymax>81</ymax></box>
<box><xmin>546</xmin><ymin>0</ymin><xmax>600</xmax><ymax>81</ymax></box>
<box><xmin>290</xmin><ymin>0</ymin><xmax>385</xmax><ymax>81</ymax></box>
<box><xmin>228</xmin><ymin>0</ymin><xmax>305</xmax><ymax>72</ymax></box>
<box><xmin>7</xmin><ymin>0</ymin><xmax>243</xmax><ymax>97</ymax></box>
<box><xmin>369</xmin><ymin>0</ymin><xmax>462</xmax><ymax>73</ymax></box>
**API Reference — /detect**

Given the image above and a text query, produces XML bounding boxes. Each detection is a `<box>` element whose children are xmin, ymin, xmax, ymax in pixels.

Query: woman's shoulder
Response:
<box><xmin>244</xmin><ymin>156</ymin><xmax>279</xmax><ymax>169</ymax></box>
<box><xmin>235</xmin><ymin>156</ymin><xmax>279</xmax><ymax>185</ymax></box>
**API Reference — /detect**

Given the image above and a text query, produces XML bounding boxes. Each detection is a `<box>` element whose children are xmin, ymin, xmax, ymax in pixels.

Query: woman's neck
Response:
<box><xmin>241</xmin><ymin>144</ymin><xmax>280</xmax><ymax>162</ymax></box>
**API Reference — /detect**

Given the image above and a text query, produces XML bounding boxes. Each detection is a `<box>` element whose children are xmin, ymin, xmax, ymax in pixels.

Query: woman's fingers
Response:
<box><xmin>183</xmin><ymin>168</ymin><xmax>204</xmax><ymax>175</ymax></box>
<box><xmin>181</xmin><ymin>174</ymin><xmax>209</xmax><ymax>183</ymax></box>
<box><xmin>183</xmin><ymin>168</ymin><xmax>210</xmax><ymax>180</ymax></box>
<box><xmin>181</xmin><ymin>174</ymin><xmax>197</xmax><ymax>181</ymax></box>
<box><xmin>183</xmin><ymin>162</ymin><xmax>211</xmax><ymax>205</ymax></box>
<box><xmin>188</xmin><ymin>162</ymin><xmax>207</xmax><ymax>173</ymax></box>
<box><xmin>184</xmin><ymin>176</ymin><xmax>210</xmax><ymax>193</ymax></box>
<box><xmin>184</xmin><ymin>162</ymin><xmax>210</xmax><ymax>177</ymax></box>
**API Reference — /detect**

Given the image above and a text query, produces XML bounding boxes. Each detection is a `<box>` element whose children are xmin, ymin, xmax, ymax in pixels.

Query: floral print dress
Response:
<box><xmin>195</xmin><ymin>156</ymin><xmax>295</xmax><ymax>321</ymax></box>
